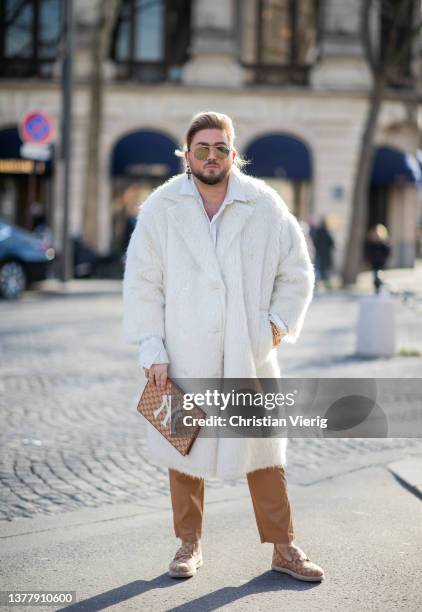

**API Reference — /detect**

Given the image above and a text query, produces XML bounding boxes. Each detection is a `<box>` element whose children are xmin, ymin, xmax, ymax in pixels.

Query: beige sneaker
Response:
<box><xmin>169</xmin><ymin>541</ymin><xmax>203</xmax><ymax>578</ymax></box>
<box><xmin>272</xmin><ymin>544</ymin><xmax>325</xmax><ymax>582</ymax></box>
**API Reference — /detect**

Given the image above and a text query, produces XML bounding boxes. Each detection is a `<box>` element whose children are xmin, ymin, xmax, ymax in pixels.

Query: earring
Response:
<box><xmin>186</xmin><ymin>164</ymin><xmax>192</xmax><ymax>180</ymax></box>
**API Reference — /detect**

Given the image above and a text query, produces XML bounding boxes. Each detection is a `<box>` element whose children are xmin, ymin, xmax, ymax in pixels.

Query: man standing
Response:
<box><xmin>310</xmin><ymin>216</ymin><xmax>335</xmax><ymax>290</ymax></box>
<box><xmin>123</xmin><ymin>112</ymin><xmax>324</xmax><ymax>582</ymax></box>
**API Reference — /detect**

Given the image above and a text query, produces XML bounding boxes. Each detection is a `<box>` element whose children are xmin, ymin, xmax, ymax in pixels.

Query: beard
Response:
<box><xmin>190</xmin><ymin>164</ymin><xmax>230</xmax><ymax>186</ymax></box>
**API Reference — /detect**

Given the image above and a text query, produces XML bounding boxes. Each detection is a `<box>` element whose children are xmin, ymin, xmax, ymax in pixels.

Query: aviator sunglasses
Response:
<box><xmin>190</xmin><ymin>144</ymin><xmax>231</xmax><ymax>161</ymax></box>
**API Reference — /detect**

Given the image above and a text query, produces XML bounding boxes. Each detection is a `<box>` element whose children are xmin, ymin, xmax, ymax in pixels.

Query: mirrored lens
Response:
<box><xmin>193</xmin><ymin>146</ymin><xmax>210</xmax><ymax>161</ymax></box>
<box><xmin>192</xmin><ymin>145</ymin><xmax>230</xmax><ymax>161</ymax></box>
<box><xmin>215</xmin><ymin>146</ymin><xmax>230</xmax><ymax>159</ymax></box>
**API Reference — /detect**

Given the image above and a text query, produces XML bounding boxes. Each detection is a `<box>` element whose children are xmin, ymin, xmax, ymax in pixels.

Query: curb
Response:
<box><xmin>387</xmin><ymin>456</ymin><xmax>422</xmax><ymax>500</ymax></box>
<box><xmin>28</xmin><ymin>279</ymin><xmax>122</xmax><ymax>298</ymax></box>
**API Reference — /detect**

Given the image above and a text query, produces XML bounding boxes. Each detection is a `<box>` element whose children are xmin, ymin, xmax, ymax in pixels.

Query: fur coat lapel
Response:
<box><xmin>166</xmin><ymin>168</ymin><xmax>256</xmax><ymax>283</ymax></box>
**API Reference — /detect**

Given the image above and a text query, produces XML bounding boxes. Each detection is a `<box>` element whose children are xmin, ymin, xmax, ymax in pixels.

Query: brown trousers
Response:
<box><xmin>169</xmin><ymin>465</ymin><xmax>295</xmax><ymax>544</ymax></box>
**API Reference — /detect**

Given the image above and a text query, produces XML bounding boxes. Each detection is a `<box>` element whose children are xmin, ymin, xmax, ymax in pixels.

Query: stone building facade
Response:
<box><xmin>0</xmin><ymin>0</ymin><xmax>421</xmax><ymax>271</ymax></box>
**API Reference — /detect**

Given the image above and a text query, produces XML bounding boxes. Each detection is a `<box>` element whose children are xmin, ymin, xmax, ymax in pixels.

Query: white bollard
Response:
<box><xmin>356</xmin><ymin>290</ymin><xmax>396</xmax><ymax>357</ymax></box>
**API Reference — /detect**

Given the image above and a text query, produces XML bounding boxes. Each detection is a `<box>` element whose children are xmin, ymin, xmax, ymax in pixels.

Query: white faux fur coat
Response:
<box><xmin>123</xmin><ymin>166</ymin><xmax>315</xmax><ymax>480</ymax></box>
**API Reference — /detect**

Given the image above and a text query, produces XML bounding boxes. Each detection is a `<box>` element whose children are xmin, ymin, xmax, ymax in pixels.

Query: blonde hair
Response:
<box><xmin>183</xmin><ymin>111</ymin><xmax>249</xmax><ymax>170</ymax></box>
<box><xmin>375</xmin><ymin>224</ymin><xmax>389</xmax><ymax>240</ymax></box>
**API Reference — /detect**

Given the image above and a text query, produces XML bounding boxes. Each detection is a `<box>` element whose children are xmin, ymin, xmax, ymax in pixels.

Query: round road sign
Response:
<box><xmin>20</xmin><ymin>110</ymin><xmax>55</xmax><ymax>145</ymax></box>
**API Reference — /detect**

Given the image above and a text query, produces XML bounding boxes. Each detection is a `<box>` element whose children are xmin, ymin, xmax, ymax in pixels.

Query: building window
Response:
<box><xmin>0</xmin><ymin>0</ymin><xmax>62</xmax><ymax>78</ymax></box>
<box><xmin>239</xmin><ymin>0</ymin><xmax>320</xmax><ymax>85</ymax></box>
<box><xmin>110</xmin><ymin>0</ymin><xmax>191</xmax><ymax>83</ymax></box>
<box><xmin>381</xmin><ymin>0</ymin><xmax>414</xmax><ymax>89</ymax></box>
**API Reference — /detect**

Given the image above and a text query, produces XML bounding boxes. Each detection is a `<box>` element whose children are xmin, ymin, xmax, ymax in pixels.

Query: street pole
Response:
<box><xmin>60</xmin><ymin>0</ymin><xmax>74</xmax><ymax>282</ymax></box>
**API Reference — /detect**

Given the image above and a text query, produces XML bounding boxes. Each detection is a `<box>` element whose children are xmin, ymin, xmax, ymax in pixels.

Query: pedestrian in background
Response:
<box><xmin>123</xmin><ymin>111</ymin><xmax>324</xmax><ymax>582</ymax></box>
<box><xmin>310</xmin><ymin>216</ymin><xmax>335</xmax><ymax>289</ymax></box>
<box><xmin>364</xmin><ymin>224</ymin><xmax>391</xmax><ymax>294</ymax></box>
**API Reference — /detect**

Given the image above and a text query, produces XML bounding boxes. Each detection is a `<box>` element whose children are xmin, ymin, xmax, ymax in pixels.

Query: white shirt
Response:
<box><xmin>138</xmin><ymin>172</ymin><xmax>288</xmax><ymax>369</ymax></box>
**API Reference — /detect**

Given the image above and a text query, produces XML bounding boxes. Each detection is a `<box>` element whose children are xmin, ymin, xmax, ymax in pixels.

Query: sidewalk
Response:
<box><xmin>27</xmin><ymin>259</ymin><xmax>422</xmax><ymax>300</ymax></box>
<box><xmin>353</xmin><ymin>259</ymin><xmax>422</xmax><ymax>299</ymax></box>
<box><xmin>1</xmin><ymin>459</ymin><xmax>421</xmax><ymax>612</ymax></box>
<box><xmin>2</xmin><ymin>264</ymin><xmax>422</xmax><ymax>610</ymax></box>
<box><xmin>318</xmin><ymin>259</ymin><xmax>422</xmax><ymax>315</ymax></box>
<box><xmin>29</xmin><ymin>278</ymin><xmax>122</xmax><ymax>298</ymax></box>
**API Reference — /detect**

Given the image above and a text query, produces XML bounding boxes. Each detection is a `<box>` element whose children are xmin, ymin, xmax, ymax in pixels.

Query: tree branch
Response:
<box><xmin>361</xmin><ymin>0</ymin><xmax>378</xmax><ymax>75</ymax></box>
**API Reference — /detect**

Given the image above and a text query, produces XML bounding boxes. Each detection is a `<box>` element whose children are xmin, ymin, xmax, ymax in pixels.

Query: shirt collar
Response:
<box><xmin>179</xmin><ymin>167</ymin><xmax>248</xmax><ymax>204</ymax></box>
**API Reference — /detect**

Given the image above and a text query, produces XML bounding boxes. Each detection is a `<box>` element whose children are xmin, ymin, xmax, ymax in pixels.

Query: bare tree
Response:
<box><xmin>83</xmin><ymin>0</ymin><xmax>121</xmax><ymax>248</ymax></box>
<box><xmin>342</xmin><ymin>0</ymin><xmax>421</xmax><ymax>286</ymax></box>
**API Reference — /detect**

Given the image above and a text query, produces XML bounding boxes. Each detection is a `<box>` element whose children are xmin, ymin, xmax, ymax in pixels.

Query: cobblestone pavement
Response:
<box><xmin>1</xmin><ymin>288</ymin><xmax>421</xmax><ymax>521</ymax></box>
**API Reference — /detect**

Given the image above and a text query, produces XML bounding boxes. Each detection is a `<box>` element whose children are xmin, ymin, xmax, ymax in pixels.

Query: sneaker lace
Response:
<box><xmin>276</xmin><ymin>544</ymin><xmax>309</xmax><ymax>562</ymax></box>
<box><xmin>174</xmin><ymin>542</ymin><xmax>195</xmax><ymax>561</ymax></box>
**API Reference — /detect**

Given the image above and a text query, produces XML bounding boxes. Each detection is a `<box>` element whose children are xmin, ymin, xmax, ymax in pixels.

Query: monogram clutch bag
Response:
<box><xmin>136</xmin><ymin>378</ymin><xmax>206</xmax><ymax>456</ymax></box>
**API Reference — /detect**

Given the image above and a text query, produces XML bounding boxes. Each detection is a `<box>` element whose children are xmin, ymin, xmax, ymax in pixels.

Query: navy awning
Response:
<box><xmin>371</xmin><ymin>146</ymin><xmax>422</xmax><ymax>186</ymax></box>
<box><xmin>111</xmin><ymin>130</ymin><xmax>181</xmax><ymax>178</ymax></box>
<box><xmin>0</xmin><ymin>126</ymin><xmax>53</xmax><ymax>175</ymax></box>
<box><xmin>0</xmin><ymin>127</ymin><xmax>22</xmax><ymax>159</ymax></box>
<box><xmin>244</xmin><ymin>133</ymin><xmax>312</xmax><ymax>180</ymax></box>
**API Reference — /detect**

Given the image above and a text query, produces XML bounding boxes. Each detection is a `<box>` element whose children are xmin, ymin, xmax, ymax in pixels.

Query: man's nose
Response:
<box><xmin>207</xmin><ymin>146</ymin><xmax>220</xmax><ymax>161</ymax></box>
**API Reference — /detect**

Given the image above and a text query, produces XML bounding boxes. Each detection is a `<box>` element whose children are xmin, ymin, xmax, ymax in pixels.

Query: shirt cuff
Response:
<box><xmin>139</xmin><ymin>336</ymin><xmax>169</xmax><ymax>369</ymax></box>
<box><xmin>268</xmin><ymin>313</ymin><xmax>289</xmax><ymax>335</ymax></box>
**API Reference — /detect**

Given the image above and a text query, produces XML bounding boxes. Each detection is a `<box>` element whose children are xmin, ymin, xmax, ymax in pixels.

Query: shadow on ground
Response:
<box><xmin>58</xmin><ymin>571</ymin><xmax>321</xmax><ymax>611</ymax></box>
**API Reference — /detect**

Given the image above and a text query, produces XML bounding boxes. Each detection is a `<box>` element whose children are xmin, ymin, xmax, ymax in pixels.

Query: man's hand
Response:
<box><xmin>143</xmin><ymin>363</ymin><xmax>169</xmax><ymax>391</ymax></box>
<box><xmin>270</xmin><ymin>321</ymin><xmax>285</xmax><ymax>347</ymax></box>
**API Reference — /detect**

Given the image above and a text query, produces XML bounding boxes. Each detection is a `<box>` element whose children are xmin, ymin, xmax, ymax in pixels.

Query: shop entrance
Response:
<box><xmin>369</xmin><ymin>145</ymin><xmax>421</xmax><ymax>267</ymax></box>
<box><xmin>110</xmin><ymin>129</ymin><xmax>181</xmax><ymax>255</ymax></box>
<box><xmin>0</xmin><ymin>127</ymin><xmax>53</xmax><ymax>234</ymax></box>
<box><xmin>243</xmin><ymin>132</ymin><xmax>313</xmax><ymax>220</ymax></box>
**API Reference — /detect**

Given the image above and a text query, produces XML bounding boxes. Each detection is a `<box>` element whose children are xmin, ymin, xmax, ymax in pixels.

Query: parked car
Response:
<box><xmin>0</xmin><ymin>219</ymin><xmax>55</xmax><ymax>299</ymax></box>
<box><xmin>69</xmin><ymin>237</ymin><xmax>124</xmax><ymax>279</ymax></box>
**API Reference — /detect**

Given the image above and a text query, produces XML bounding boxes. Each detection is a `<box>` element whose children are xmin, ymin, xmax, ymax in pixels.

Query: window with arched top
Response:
<box><xmin>0</xmin><ymin>0</ymin><xmax>62</xmax><ymax>78</ymax></box>
<box><xmin>238</xmin><ymin>0</ymin><xmax>321</xmax><ymax>85</ymax></box>
<box><xmin>110</xmin><ymin>0</ymin><xmax>192</xmax><ymax>83</ymax></box>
